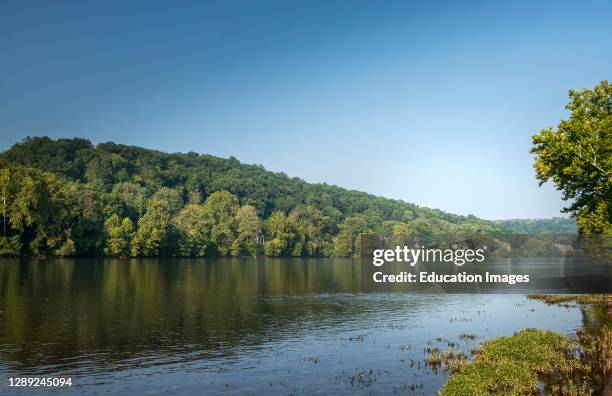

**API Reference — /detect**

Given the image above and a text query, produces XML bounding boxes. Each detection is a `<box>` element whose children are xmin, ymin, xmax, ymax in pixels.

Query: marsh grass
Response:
<box><xmin>442</xmin><ymin>295</ymin><xmax>612</xmax><ymax>395</ymax></box>
<box><xmin>570</xmin><ymin>326</ymin><xmax>612</xmax><ymax>395</ymax></box>
<box><xmin>424</xmin><ymin>346</ymin><xmax>468</xmax><ymax>374</ymax></box>
<box><xmin>458</xmin><ymin>332</ymin><xmax>477</xmax><ymax>341</ymax></box>
<box><xmin>424</xmin><ymin>350</ymin><xmax>442</xmax><ymax>370</ymax></box>
<box><xmin>441</xmin><ymin>329</ymin><xmax>575</xmax><ymax>395</ymax></box>
<box><xmin>527</xmin><ymin>294</ymin><xmax>611</xmax><ymax>305</ymax></box>
<box><xmin>441</xmin><ymin>350</ymin><xmax>468</xmax><ymax>373</ymax></box>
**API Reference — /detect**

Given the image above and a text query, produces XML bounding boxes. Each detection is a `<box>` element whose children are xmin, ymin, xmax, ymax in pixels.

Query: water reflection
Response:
<box><xmin>0</xmin><ymin>258</ymin><xmax>601</xmax><ymax>394</ymax></box>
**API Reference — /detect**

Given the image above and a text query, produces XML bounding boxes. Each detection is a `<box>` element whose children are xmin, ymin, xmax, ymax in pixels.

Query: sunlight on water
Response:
<box><xmin>0</xmin><ymin>258</ymin><xmax>586</xmax><ymax>394</ymax></box>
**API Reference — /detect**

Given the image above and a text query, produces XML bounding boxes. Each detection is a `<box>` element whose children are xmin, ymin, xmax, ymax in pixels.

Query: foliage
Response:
<box><xmin>130</xmin><ymin>199</ymin><xmax>175</xmax><ymax>256</ymax></box>
<box><xmin>494</xmin><ymin>217</ymin><xmax>577</xmax><ymax>234</ymax></box>
<box><xmin>527</xmin><ymin>294</ymin><xmax>611</xmax><ymax>306</ymax></box>
<box><xmin>531</xmin><ymin>81</ymin><xmax>612</xmax><ymax>235</ymax></box>
<box><xmin>104</xmin><ymin>214</ymin><xmax>133</xmax><ymax>256</ymax></box>
<box><xmin>201</xmin><ymin>191</ymin><xmax>239</xmax><ymax>255</ymax></box>
<box><xmin>441</xmin><ymin>329</ymin><xmax>577</xmax><ymax>396</ymax></box>
<box><xmin>334</xmin><ymin>216</ymin><xmax>368</xmax><ymax>257</ymax></box>
<box><xmin>0</xmin><ymin>137</ymin><xmax>512</xmax><ymax>257</ymax></box>
<box><xmin>235</xmin><ymin>205</ymin><xmax>262</xmax><ymax>256</ymax></box>
<box><xmin>174</xmin><ymin>204</ymin><xmax>209</xmax><ymax>256</ymax></box>
<box><xmin>445</xmin><ymin>295</ymin><xmax>612</xmax><ymax>395</ymax></box>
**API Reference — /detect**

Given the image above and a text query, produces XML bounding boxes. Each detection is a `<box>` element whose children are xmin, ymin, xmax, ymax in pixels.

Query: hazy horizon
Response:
<box><xmin>2</xmin><ymin>1</ymin><xmax>610</xmax><ymax>219</ymax></box>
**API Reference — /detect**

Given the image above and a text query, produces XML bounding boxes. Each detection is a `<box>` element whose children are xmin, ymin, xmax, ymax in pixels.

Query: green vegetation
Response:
<box><xmin>531</xmin><ymin>80</ymin><xmax>612</xmax><ymax>235</ymax></box>
<box><xmin>1</xmin><ymin>99</ymin><xmax>607</xmax><ymax>258</ymax></box>
<box><xmin>442</xmin><ymin>295</ymin><xmax>612</xmax><ymax>395</ymax></box>
<box><xmin>528</xmin><ymin>294</ymin><xmax>611</xmax><ymax>306</ymax></box>
<box><xmin>441</xmin><ymin>329</ymin><xmax>581</xmax><ymax>395</ymax></box>
<box><xmin>458</xmin><ymin>332</ymin><xmax>477</xmax><ymax>340</ymax></box>
<box><xmin>0</xmin><ymin>137</ymin><xmax>507</xmax><ymax>257</ymax></box>
<box><xmin>493</xmin><ymin>217</ymin><xmax>576</xmax><ymax>234</ymax></box>
<box><xmin>424</xmin><ymin>350</ymin><xmax>442</xmax><ymax>369</ymax></box>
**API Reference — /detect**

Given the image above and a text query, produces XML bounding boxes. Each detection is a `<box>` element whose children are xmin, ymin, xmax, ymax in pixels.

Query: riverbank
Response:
<box><xmin>440</xmin><ymin>294</ymin><xmax>611</xmax><ymax>395</ymax></box>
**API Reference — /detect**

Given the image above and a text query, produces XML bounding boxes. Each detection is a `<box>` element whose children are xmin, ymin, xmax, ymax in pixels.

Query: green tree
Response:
<box><xmin>131</xmin><ymin>199</ymin><xmax>175</xmax><ymax>256</ymax></box>
<box><xmin>151</xmin><ymin>187</ymin><xmax>184</xmax><ymax>214</ymax></box>
<box><xmin>334</xmin><ymin>216</ymin><xmax>368</xmax><ymax>256</ymax></box>
<box><xmin>235</xmin><ymin>204</ymin><xmax>262</xmax><ymax>256</ymax></box>
<box><xmin>109</xmin><ymin>182</ymin><xmax>147</xmax><ymax>219</ymax></box>
<box><xmin>202</xmin><ymin>191</ymin><xmax>238</xmax><ymax>255</ymax></box>
<box><xmin>174</xmin><ymin>204</ymin><xmax>209</xmax><ymax>256</ymax></box>
<box><xmin>391</xmin><ymin>222</ymin><xmax>412</xmax><ymax>246</ymax></box>
<box><xmin>8</xmin><ymin>168</ymin><xmax>77</xmax><ymax>255</ymax></box>
<box><xmin>264</xmin><ymin>211</ymin><xmax>292</xmax><ymax>256</ymax></box>
<box><xmin>72</xmin><ymin>189</ymin><xmax>106</xmax><ymax>255</ymax></box>
<box><xmin>286</xmin><ymin>206</ymin><xmax>326</xmax><ymax>256</ymax></box>
<box><xmin>531</xmin><ymin>81</ymin><xmax>612</xmax><ymax>234</ymax></box>
<box><xmin>104</xmin><ymin>214</ymin><xmax>134</xmax><ymax>256</ymax></box>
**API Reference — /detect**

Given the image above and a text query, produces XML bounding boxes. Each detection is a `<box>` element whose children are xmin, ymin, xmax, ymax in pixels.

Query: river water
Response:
<box><xmin>0</xmin><ymin>258</ymin><xmax>603</xmax><ymax>394</ymax></box>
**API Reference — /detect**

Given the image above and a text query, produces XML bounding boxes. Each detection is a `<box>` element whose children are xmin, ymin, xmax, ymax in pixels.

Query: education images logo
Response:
<box><xmin>371</xmin><ymin>246</ymin><xmax>530</xmax><ymax>285</ymax></box>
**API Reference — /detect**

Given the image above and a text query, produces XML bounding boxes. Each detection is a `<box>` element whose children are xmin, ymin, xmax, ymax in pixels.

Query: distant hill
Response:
<box><xmin>493</xmin><ymin>218</ymin><xmax>577</xmax><ymax>234</ymax></box>
<box><xmin>0</xmin><ymin>136</ymin><xmax>536</xmax><ymax>257</ymax></box>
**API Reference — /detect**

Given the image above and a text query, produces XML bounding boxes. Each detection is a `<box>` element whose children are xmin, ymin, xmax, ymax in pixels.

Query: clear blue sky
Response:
<box><xmin>1</xmin><ymin>0</ymin><xmax>610</xmax><ymax>219</ymax></box>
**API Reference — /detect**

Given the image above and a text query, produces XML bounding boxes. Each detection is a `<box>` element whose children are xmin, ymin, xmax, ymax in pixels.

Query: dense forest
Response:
<box><xmin>0</xmin><ymin>137</ymin><xmax>569</xmax><ymax>258</ymax></box>
<box><xmin>493</xmin><ymin>218</ymin><xmax>577</xmax><ymax>235</ymax></box>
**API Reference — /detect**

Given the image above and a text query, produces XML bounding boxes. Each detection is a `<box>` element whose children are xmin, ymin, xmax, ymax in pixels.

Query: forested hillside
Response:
<box><xmin>0</xmin><ymin>137</ymin><xmax>505</xmax><ymax>257</ymax></box>
<box><xmin>494</xmin><ymin>218</ymin><xmax>577</xmax><ymax>234</ymax></box>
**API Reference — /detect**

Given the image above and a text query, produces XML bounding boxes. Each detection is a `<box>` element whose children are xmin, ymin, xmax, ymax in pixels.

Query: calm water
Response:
<box><xmin>0</xmin><ymin>258</ymin><xmax>603</xmax><ymax>395</ymax></box>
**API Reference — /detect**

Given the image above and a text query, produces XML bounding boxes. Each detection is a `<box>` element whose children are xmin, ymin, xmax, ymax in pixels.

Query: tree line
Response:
<box><xmin>0</xmin><ymin>137</ymin><xmax>504</xmax><ymax>257</ymax></box>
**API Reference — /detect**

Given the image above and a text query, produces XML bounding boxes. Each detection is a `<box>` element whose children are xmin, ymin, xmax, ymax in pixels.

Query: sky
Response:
<box><xmin>1</xmin><ymin>0</ymin><xmax>611</xmax><ymax>220</ymax></box>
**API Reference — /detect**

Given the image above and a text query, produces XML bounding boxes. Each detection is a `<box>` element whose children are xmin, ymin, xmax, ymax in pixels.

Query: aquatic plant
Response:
<box><xmin>423</xmin><ymin>346</ymin><xmax>439</xmax><ymax>354</ymax></box>
<box><xmin>424</xmin><ymin>351</ymin><xmax>442</xmax><ymax>370</ymax></box>
<box><xmin>458</xmin><ymin>332</ymin><xmax>477</xmax><ymax>340</ymax></box>
<box><xmin>441</xmin><ymin>328</ymin><xmax>575</xmax><ymax>395</ymax></box>
<box><xmin>527</xmin><ymin>294</ymin><xmax>610</xmax><ymax>305</ymax></box>
<box><xmin>441</xmin><ymin>350</ymin><xmax>468</xmax><ymax>373</ymax></box>
<box><xmin>442</xmin><ymin>315</ymin><xmax>612</xmax><ymax>395</ymax></box>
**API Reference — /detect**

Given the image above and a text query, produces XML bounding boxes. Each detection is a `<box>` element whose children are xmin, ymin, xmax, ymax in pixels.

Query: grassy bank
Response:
<box><xmin>440</xmin><ymin>295</ymin><xmax>611</xmax><ymax>396</ymax></box>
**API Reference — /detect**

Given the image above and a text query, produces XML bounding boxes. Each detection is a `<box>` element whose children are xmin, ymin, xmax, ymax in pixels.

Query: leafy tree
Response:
<box><xmin>377</xmin><ymin>220</ymin><xmax>400</xmax><ymax>239</ymax></box>
<box><xmin>8</xmin><ymin>168</ymin><xmax>77</xmax><ymax>255</ymax></box>
<box><xmin>334</xmin><ymin>216</ymin><xmax>368</xmax><ymax>256</ymax></box>
<box><xmin>109</xmin><ymin>182</ymin><xmax>148</xmax><ymax>220</ymax></box>
<box><xmin>391</xmin><ymin>222</ymin><xmax>412</xmax><ymax>246</ymax></box>
<box><xmin>287</xmin><ymin>206</ymin><xmax>327</xmax><ymax>256</ymax></box>
<box><xmin>531</xmin><ymin>81</ymin><xmax>612</xmax><ymax>234</ymax></box>
<box><xmin>131</xmin><ymin>199</ymin><xmax>175</xmax><ymax>256</ymax></box>
<box><xmin>263</xmin><ymin>238</ymin><xmax>284</xmax><ymax>257</ymax></box>
<box><xmin>0</xmin><ymin>136</ymin><xmax>92</xmax><ymax>179</ymax></box>
<box><xmin>235</xmin><ymin>204</ymin><xmax>262</xmax><ymax>256</ymax></box>
<box><xmin>72</xmin><ymin>189</ymin><xmax>106</xmax><ymax>255</ymax></box>
<box><xmin>174</xmin><ymin>204</ymin><xmax>209</xmax><ymax>256</ymax></box>
<box><xmin>104</xmin><ymin>214</ymin><xmax>134</xmax><ymax>256</ymax></box>
<box><xmin>151</xmin><ymin>187</ymin><xmax>184</xmax><ymax>214</ymax></box>
<box><xmin>202</xmin><ymin>191</ymin><xmax>238</xmax><ymax>255</ymax></box>
<box><xmin>264</xmin><ymin>211</ymin><xmax>291</xmax><ymax>257</ymax></box>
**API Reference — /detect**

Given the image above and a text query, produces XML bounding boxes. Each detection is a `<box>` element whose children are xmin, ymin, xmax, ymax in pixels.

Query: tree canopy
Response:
<box><xmin>531</xmin><ymin>81</ymin><xmax>611</xmax><ymax>235</ymax></box>
<box><xmin>0</xmin><ymin>136</ymin><xmax>568</xmax><ymax>257</ymax></box>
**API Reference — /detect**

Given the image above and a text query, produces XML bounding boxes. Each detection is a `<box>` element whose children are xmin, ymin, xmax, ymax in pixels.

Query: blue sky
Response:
<box><xmin>1</xmin><ymin>0</ymin><xmax>611</xmax><ymax>219</ymax></box>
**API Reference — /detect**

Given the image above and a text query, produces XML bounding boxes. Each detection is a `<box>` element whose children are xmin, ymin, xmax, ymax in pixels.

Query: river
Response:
<box><xmin>0</xmin><ymin>258</ymin><xmax>605</xmax><ymax>394</ymax></box>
